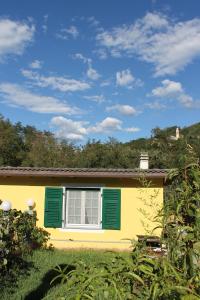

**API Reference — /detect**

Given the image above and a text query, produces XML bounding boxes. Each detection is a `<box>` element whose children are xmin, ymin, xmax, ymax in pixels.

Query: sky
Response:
<box><xmin>1</xmin><ymin>0</ymin><xmax>200</xmax><ymax>143</ymax></box>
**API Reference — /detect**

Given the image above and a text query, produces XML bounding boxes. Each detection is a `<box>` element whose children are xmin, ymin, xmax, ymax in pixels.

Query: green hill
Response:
<box><xmin>0</xmin><ymin>114</ymin><xmax>199</xmax><ymax>169</ymax></box>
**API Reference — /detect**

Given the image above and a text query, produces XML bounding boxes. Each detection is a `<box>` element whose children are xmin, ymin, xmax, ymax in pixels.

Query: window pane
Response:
<box><xmin>85</xmin><ymin>198</ymin><xmax>91</xmax><ymax>208</ymax></box>
<box><xmin>85</xmin><ymin>190</ymin><xmax>99</xmax><ymax>225</ymax></box>
<box><xmin>92</xmin><ymin>208</ymin><xmax>98</xmax><ymax>217</ymax></box>
<box><xmin>68</xmin><ymin>190</ymin><xmax>82</xmax><ymax>224</ymax></box>
<box><xmin>66</xmin><ymin>189</ymin><xmax>100</xmax><ymax>226</ymax></box>
<box><xmin>75</xmin><ymin>207</ymin><xmax>81</xmax><ymax>215</ymax></box>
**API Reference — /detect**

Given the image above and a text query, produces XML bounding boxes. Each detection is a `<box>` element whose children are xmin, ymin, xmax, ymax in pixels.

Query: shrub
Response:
<box><xmin>0</xmin><ymin>203</ymin><xmax>50</xmax><ymax>286</ymax></box>
<box><xmin>51</xmin><ymin>243</ymin><xmax>200</xmax><ymax>299</ymax></box>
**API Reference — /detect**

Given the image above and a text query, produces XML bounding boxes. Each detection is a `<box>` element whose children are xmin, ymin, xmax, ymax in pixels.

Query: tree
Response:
<box><xmin>23</xmin><ymin>132</ymin><xmax>76</xmax><ymax>167</ymax></box>
<box><xmin>0</xmin><ymin>116</ymin><xmax>24</xmax><ymax>166</ymax></box>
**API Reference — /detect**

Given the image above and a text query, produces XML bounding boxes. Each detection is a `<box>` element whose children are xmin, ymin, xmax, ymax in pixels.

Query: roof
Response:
<box><xmin>0</xmin><ymin>166</ymin><xmax>168</xmax><ymax>179</ymax></box>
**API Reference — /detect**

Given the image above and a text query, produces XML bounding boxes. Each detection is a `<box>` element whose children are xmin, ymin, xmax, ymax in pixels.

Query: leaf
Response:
<box><xmin>165</xmin><ymin>261</ymin><xmax>182</xmax><ymax>281</ymax></box>
<box><xmin>50</xmin><ymin>274</ymin><xmax>62</xmax><ymax>285</ymax></box>
<box><xmin>138</xmin><ymin>264</ymin><xmax>154</xmax><ymax>275</ymax></box>
<box><xmin>107</xmin><ymin>278</ymin><xmax>123</xmax><ymax>300</ymax></box>
<box><xmin>181</xmin><ymin>295</ymin><xmax>200</xmax><ymax>300</ymax></box>
<box><xmin>126</xmin><ymin>272</ymin><xmax>144</xmax><ymax>285</ymax></box>
<box><xmin>173</xmin><ymin>286</ymin><xmax>194</xmax><ymax>295</ymax></box>
<box><xmin>138</xmin><ymin>257</ymin><xmax>155</xmax><ymax>266</ymax></box>
<box><xmin>151</xmin><ymin>282</ymin><xmax>159</xmax><ymax>300</ymax></box>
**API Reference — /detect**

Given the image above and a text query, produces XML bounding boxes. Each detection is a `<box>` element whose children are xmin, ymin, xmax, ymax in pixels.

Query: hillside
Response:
<box><xmin>0</xmin><ymin>114</ymin><xmax>199</xmax><ymax>169</ymax></box>
<box><xmin>181</xmin><ymin>122</ymin><xmax>200</xmax><ymax>138</ymax></box>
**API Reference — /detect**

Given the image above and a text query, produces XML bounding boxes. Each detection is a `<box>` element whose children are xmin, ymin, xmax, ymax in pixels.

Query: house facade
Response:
<box><xmin>0</xmin><ymin>166</ymin><xmax>167</xmax><ymax>250</ymax></box>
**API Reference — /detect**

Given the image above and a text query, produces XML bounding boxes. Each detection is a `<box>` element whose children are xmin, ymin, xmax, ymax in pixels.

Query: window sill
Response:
<box><xmin>59</xmin><ymin>228</ymin><xmax>105</xmax><ymax>233</ymax></box>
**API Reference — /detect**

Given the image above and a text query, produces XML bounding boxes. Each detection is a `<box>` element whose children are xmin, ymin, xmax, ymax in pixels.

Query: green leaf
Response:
<box><xmin>173</xmin><ymin>286</ymin><xmax>194</xmax><ymax>295</ymax></box>
<box><xmin>151</xmin><ymin>282</ymin><xmax>159</xmax><ymax>300</ymax></box>
<box><xmin>181</xmin><ymin>295</ymin><xmax>200</xmax><ymax>300</ymax></box>
<box><xmin>126</xmin><ymin>272</ymin><xmax>144</xmax><ymax>285</ymax></box>
<box><xmin>138</xmin><ymin>264</ymin><xmax>154</xmax><ymax>275</ymax></box>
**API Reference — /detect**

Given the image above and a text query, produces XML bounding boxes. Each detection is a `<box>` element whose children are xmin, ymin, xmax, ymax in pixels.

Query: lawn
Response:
<box><xmin>1</xmin><ymin>249</ymin><xmax>130</xmax><ymax>300</ymax></box>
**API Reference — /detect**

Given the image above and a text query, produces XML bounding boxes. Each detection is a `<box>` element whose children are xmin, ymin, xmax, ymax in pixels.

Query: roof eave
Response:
<box><xmin>0</xmin><ymin>171</ymin><xmax>167</xmax><ymax>179</ymax></box>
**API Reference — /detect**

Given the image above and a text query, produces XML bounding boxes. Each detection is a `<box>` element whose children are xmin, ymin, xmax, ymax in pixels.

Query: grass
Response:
<box><xmin>1</xmin><ymin>249</ymin><xmax>130</xmax><ymax>300</ymax></box>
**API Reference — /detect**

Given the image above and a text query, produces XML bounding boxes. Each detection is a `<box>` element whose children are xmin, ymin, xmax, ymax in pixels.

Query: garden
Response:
<box><xmin>1</xmin><ymin>163</ymin><xmax>200</xmax><ymax>299</ymax></box>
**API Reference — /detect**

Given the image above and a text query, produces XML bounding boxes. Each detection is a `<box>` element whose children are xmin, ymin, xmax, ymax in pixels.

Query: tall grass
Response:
<box><xmin>1</xmin><ymin>249</ymin><xmax>129</xmax><ymax>300</ymax></box>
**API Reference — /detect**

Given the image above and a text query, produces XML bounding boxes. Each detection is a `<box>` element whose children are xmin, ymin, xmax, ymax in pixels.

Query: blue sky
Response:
<box><xmin>1</xmin><ymin>0</ymin><xmax>200</xmax><ymax>143</ymax></box>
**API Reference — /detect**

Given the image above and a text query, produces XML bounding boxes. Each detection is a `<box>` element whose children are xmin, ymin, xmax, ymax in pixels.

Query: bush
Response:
<box><xmin>51</xmin><ymin>243</ymin><xmax>200</xmax><ymax>299</ymax></box>
<box><xmin>0</xmin><ymin>202</ymin><xmax>50</xmax><ymax>286</ymax></box>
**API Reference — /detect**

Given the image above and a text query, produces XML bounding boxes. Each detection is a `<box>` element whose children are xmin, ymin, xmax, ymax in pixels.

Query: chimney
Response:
<box><xmin>139</xmin><ymin>152</ymin><xmax>149</xmax><ymax>170</ymax></box>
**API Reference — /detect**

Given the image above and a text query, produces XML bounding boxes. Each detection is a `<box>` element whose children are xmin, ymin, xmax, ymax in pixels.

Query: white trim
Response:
<box><xmin>64</xmin><ymin>224</ymin><xmax>101</xmax><ymax>229</ymax></box>
<box><xmin>62</xmin><ymin>187</ymin><xmax>65</xmax><ymax>228</ymax></box>
<box><xmin>62</xmin><ymin>185</ymin><xmax>103</xmax><ymax>230</ymax></box>
<box><xmin>62</xmin><ymin>183</ymin><xmax>105</xmax><ymax>188</ymax></box>
<box><xmin>65</xmin><ymin>190</ymin><xmax>69</xmax><ymax>226</ymax></box>
<box><xmin>59</xmin><ymin>229</ymin><xmax>105</xmax><ymax>233</ymax></box>
<box><xmin>98</xmin><ymin>188</ymin><xmax>102</xmax><ymax>226</ymax></box>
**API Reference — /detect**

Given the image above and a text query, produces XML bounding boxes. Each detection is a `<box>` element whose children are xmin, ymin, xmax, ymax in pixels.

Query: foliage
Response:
<box><xmin>1</xmin><ymin>114</ymin><xmax>200</xmax><ymax>169</ymax></box>
<box><xmin>0</xmin><ymin>116</ymin><xmax>25</xmax><ymax>166</ymax></box>
<box><xmin>0</xmin><ymin>249</ymin><xmax>126</xmax><ymax>300</ymax></box>
<box><xmin>164</xmin><ymin>164</ymin><xmax>200</xmax><ymax>281</ymax></box>
<box><xmin>50</xmin><ymin>244</ymin><xmax>200</xmax><ymax>299</ymax></box>
<box><xmin>50</xmin><ymin>164</ymin><xmax>200</xmax><ymax>299</ymax></box>
<box><xmin>0</xmin><ymin>203</ymin><xmax>50</xmax><ymax>286</ymax></box>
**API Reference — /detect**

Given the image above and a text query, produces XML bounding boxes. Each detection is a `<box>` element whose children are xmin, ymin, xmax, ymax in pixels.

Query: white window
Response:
<box><xmin>64</xmin><ymin>188</ymin><xmax>101</xmax><ymax>229</ymax></box>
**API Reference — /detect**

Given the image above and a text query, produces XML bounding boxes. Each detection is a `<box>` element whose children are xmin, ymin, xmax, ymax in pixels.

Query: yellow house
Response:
<box><xmin>0</xmin><ymin>166</ymin><xmax>167</xmax><ymax>250</ymax></box>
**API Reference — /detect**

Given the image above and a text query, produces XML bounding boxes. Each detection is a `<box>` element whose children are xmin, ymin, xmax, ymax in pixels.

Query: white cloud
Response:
<box><xmin>124</xmin><ymin>127</ymin><xmax>140</xmax><ymax>133</ymax></box>
<box><xmin>97</xmin><ymin>12</ymin><xmax>200</xmax><ymax>76</ymax></box>
<box><xmin>100</xmin><ymin>79</ymin><xmax>111</xmax><ymax>87</ymax></box>
<box><xmin>51</xmin><ymin>116</ymin><xmax>88</xmax><ymax>141</ymax></box>
<box><xmin>0</xmin><ymin>19</ymin><xmax>35</xmax><ymax>61</ymax></box>
<box><xmin>116</xmin><ymin>69</ymin><xmax>134</xmax><ymax>87</ymax></box>
<box><xmin>106</xmin><ymin>104</ymin><xmax>138</xmax><ymax>115</ymax></box>
<box><xmin>111</xmin><ymin>49</ymin><xmax>122</xmax><ymax>58</ymax></box>
<box><xmin>94</xmin><ymin>48</ymin><xmax>108</xmax><ymax>60</ymax></box>
<box><xmin>89</xmin><ymin>117</ymin><xmax>122</xmax><ymax>133</ymax></box>
<box><xmin>88</xmin><ymin>117</ymin><xmax>140</xmax><ymax>135</ymax></box>
<box><xmin>29</xmin><ymin>60</ymin><xmax>43</xmax><ymax>69</ymax></box>
<box><xmin>145</xmin><ymin>101</ymin><xmax>166</xmax><ymax>110</ymax></box>
<box><xmin>116</xmin><ymin>69</ymin><xmax>142</xmax><ymax>88</ymax></box>
<box><xmin>178</xmin><ymin>94</ymin><xmax>195</xmax><ymax>108</ymax></box>
<box><xmin>73</xmin><ymin>53</ymin><xmax>91</xmax><ymax>64</ymax></box>
<box><xmin>66</xmin><ymin>26</ymin><xmax>79</xmax><ymax>38</ymax></box>
<box><xmin>86</xmin><ymin>65</ymin><xmax>101</xmax><ymax>80</ymax></box>
<box><xmin>42</xmin><ymin>15</ymin><xmax>48</xmax><ymax>33</ymax></box>
<box><xmin>73</xmin><ymin>53</ymin><xmax>100</xmax><ymax>81</ymax></box>
<box><xmin>150</xmin><ymin>79</ymin><xmax>200</xmax><ymax>108</ymax></box>
<box><xmin>51</xmin><ymin>115</ymin><xmax>140</xmax><ymax>141</ymax></box>
<box><xmin>51</xmin><ymin>116</ymin><xmax>122</xmax><ymax>141</ymax></box>
<box><xmin>84</xmin><ymin>94</ymin><xmax>105</xmax><ymax>103</ymax></box>
<box><xmin>21</xmin><ymin>69</ymin><xmax>90</xmax><ymax>92</ymax></box>
<box><xmin>57</xmin><ymin>25</ymin><xmax>79</xmax><ymax>40</ymax></box>
<box><xmin>0</xmin><ymin>83</ymin><xmax>78</xmax><ymax>114</ymax></box>
<box><xmin>151</xmin><ymin>79</ymin><xmax>183</xmax><ymax>97</ymax></box>
<box><xmin>87</xmin><ymin>16</ymin><xmax>100</xmax><ymax>27</ymax></box>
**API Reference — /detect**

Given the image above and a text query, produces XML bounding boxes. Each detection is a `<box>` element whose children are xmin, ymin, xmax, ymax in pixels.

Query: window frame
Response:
<box><xmin>62</xmin><ymin>185</ymin><xmax>103</xmax><ymax>230</ymax></box>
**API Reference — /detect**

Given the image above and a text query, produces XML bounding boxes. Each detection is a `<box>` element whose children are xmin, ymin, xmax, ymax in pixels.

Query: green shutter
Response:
<box><xmin>44</xmin><ymin>187</ymin><xmax>63</xmax><ymax>228</ymax></box>
<box><xmin>102</xmin><ymin>189</ymin><xmax>121</xmax><ymax>230</ymax></box>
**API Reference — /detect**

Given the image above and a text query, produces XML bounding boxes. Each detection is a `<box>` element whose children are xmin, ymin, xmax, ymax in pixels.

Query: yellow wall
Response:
<box><xmin>0</xmin><ymin>176</ymin><xmax>163</xmax><ymax>250</ymax></box>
